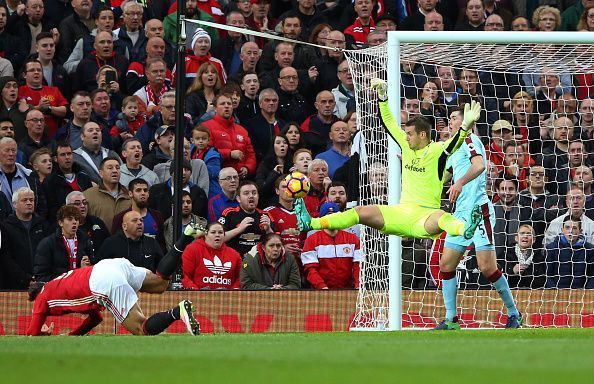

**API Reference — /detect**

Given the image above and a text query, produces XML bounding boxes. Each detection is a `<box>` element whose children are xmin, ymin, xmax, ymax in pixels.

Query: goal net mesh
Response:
<box><xmin>345</xmin><ymin>42</ymin><xmax>594</xmax><ymax>329</ymax></box>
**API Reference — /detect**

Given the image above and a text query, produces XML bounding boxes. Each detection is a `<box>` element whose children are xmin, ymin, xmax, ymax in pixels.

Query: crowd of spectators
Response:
<box><xmin>0</xmin><ymin>0</ymin><xmax>593</xmax><ymax>292</ymax></box>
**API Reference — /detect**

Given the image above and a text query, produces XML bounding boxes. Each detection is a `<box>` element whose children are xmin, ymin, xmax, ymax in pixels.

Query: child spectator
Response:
<box><xmin>190</xmin><ymin>124</ymin><xmax>222</xmax><ymax>198</ymax></box>
<box><xmin>110</xmin><ymin>96</ymin><xmax>145</xmax><ymax>140</ymax></box>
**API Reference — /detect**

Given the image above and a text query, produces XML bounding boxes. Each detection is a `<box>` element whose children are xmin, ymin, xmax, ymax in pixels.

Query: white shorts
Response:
<box><xmin>89</xmin><ymin>258</ymin><xmax>149</xmax><ymax>323</ymax></box>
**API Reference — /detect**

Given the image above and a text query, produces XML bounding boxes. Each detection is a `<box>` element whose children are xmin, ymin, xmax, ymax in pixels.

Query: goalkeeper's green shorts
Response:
<box><xmin>377</xmin><ymin>203</ymin><xmax>442</xmax><ymax>239</ymax></box>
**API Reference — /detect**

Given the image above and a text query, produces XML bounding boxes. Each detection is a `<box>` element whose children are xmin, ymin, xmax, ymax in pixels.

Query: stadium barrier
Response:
<box><xmin>2</xmin><ymin>290</ymin><xmax>594</xmax><ymax>335</ymax></box>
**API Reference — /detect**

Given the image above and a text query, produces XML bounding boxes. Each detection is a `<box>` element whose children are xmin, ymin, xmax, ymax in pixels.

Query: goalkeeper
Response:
<box><xmin>436</xmin><ymin>109</ymin><xmax>521</xmax><ymax>330</ymax></box>
<box><xmin>294</xmin><ymin>78</ymin><xmax>482</xmax><ymax>241</ymax></box>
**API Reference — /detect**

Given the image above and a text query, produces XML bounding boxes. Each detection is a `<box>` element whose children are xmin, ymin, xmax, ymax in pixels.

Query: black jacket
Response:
<box><xmin>97</xmin><ymin>231</ymin><xmax>163</xmax><ymax>272</ymax></box>
<box><xmin>276</xmin><ymin>88</ymin><xmax>314</xmax><ymax>125</ymax></box>
<box><xmin>57</xmin><ymin>12</ymin><xmax>91</xmax><ymax>64</ymax></box>
<box><xmin>148</xmin><ymin>181</ymin><xmax>207</xmax><ymax>220</ymax></box>
<box><xmin>0</xmin><ymin>30</ymin><xmax>28</xmax><ymax>73</ymax></box>
<box><xmin>79</xmin><ymin>214</ymin><xmax>111</xmax><ymax>256</ymax></box>
<box><xmin>0</xmin><ymin>214</ymin><xmax>51</xmax><ymax>288</ymax></box>
<box><xmin>42</xmin><ymin>164</ymin><xmax>94</xmax><ymax>223</ymax></box>
<box><xmin>33</xmin><ymin>229</ymin><xmax>94</xmax><ymax>282</ymax></box>
<box><xmin>244</xmin><ymin>113</ymin><xmax>286</xmax><ymax>161</ymax></box>
<box><xmin>117</xmin><ymin>27</ymin><xmax>148</xmax><ymax>64</ymax></box>
<box><xmin>74</xmin><ymin>52</ymin><xmax>129</xmax><ymax>93</ymax></box>
<box><xmin>141</xmin><ymin>147</ymin><xmax>172</xmax><ymax>171</ymax></box>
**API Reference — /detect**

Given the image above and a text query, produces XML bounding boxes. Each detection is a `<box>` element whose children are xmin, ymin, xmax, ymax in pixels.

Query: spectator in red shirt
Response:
<box><xmin>304</xmin><ymin>158</ymin><xmax>330</xmax><ymax>218</ymax></box>
<box><xmin>487</xmin><ymin>119</ymin><xmax>514</xmax><ymax>171</ymax></box>
<box><xmin>344</xmin><ymin>0</ymin><xmax>376</xmax><ymax>49</ymax></box>
<box><xmin>203</xmin><ymin>93</ymin><xmax>256</xmax><ymax>178</ymax></box>
<box><xmin>182</xmin><ymin>221</ymin><xmax>242</xmax><ymax>289</ymax></box>
<box><xmin>300</xmin><ymin>202</ymin><xmax>362</xmax><ymax>289</ymax></box>
<box><xmin>502</xmin><ymin>140</ymin><xmax>535</xmax><ymax>191</ymax></box>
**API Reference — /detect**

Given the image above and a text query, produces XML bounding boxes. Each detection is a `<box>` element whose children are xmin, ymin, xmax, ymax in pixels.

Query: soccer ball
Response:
<box><xmin>283</xmin><ymin>171</ymin><xmax>311</xmax><ymax>199</ymax></box>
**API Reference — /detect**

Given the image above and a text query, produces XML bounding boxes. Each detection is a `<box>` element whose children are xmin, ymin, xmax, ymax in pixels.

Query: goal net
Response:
<box><xmin>346</xmin><ymin>32</ymin><xmax>594</xmax><ymax>330</ymax></box>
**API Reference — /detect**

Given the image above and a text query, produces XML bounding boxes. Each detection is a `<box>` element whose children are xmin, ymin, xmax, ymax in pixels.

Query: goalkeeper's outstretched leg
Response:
<box><xmin>295</xmin><ymin>199</ymin><xmax>483</xmax><ymax>240</ymax></box>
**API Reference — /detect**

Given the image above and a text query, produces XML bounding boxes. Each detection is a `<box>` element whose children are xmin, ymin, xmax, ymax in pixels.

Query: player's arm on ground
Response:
<box><xmin>69</xmin><ymin>311</ymin><xmax>103</xmax><ymax>336</ymax></box>
<box><xmin>442</xmin><ymin>101</ymin><xmax>482</xmax><ymax>157</ymax></box>
<box><xmin>27</xmin><ymin>313</ymin><xmax>49</xmax><ymax>336</ymax></box>
<box><xmin>371</xmin><ymin>78</ymin><xmax>408</xmax><ymax>149</ymax></box>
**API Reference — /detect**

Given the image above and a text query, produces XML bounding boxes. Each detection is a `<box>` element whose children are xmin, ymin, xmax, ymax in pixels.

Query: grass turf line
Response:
<box><xmin>2</xmin><ymin>329</ymin><xmax>594</xmax><ymax>383</ymax></box>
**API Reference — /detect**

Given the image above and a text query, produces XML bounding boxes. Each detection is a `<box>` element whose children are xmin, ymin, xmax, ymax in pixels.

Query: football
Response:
<box><xmin>283</xmin><ymin>171</ymin><xmax>311</xmax><ymax>199</ymax></box>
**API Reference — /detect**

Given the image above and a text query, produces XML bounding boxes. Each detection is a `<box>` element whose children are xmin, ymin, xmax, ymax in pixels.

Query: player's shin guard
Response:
<box><xmin>487</xmin><ymin>270</ymin><xmax>520</xmax><ymax>318</ymax></box>
<box><xmin>312</xmin><ymin>208</ymin><xmax>360</xmax><ymax>230</ymax></box>
<box><xmin>142</xmin><ymin>307</ymin><xmax>180</xmax><ymax>335</ymax></box>
<box><xmin>441</xmin><ymin>271</ymin><xmax>458</xmax><ymax>321</ymax></box>
<box><xmin>437</xmin><ymin>213</ymin><xmax>465</xmax><ymax>236</ymax></box>
<box><xmin>156</xmin><ymin>234</ymin><xmax>195</xmax><ymax>279</ymax></box>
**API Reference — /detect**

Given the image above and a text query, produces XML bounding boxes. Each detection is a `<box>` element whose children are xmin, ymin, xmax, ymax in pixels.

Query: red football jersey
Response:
<box><xmin>27</xmin><ymin>267</ymin><xmax>103</xmax><ymax>335</ymax></box>
<box><xmin>263</xmin><ymin>205</ymin><xmax>304</xmax><ymax>249</ymax></box>
<box><xmin>19</xmin><ymin>85</ymin><xmax>68</xmax><ymax>139</ymax></box>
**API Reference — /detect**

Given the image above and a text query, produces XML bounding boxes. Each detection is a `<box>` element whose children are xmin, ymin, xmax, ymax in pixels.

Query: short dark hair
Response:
<box><xmin>274</xmin><ymin>174</ymin><xmax>287</xmax><ymax>190</ymax></box>
<box><xmin>128</xmin><ymin>178</ymin><xmax>148</xmax><ymax>191</ymax></box>
<box><xmin>90</xmin><ymin>88</ymin><xmax>109</xmax><ymax>101</ymax></box>
<box><xmin>99</xmin><ymin>156</ymin><xmax>120</xmax><ymax>169</ymax></box>
<box><xmin>57</xmin><ymin>204</ymin><xmax>82</xmax><ymax>222</ymax></box>
<box><xmin>28</xmin><ymin>281</ymin><xmax>45</xmax><ymax>302</ymax></box>
<box><xmin>326</xmin><ymin>181</ymin><xmax>347</xmax><ymax>195</ymax></box>
<box><xmin>35</xmin><ymin>31</ymin><xmax>54</xmax><ymax>43</ymax></box>
<box><xmin>563</xmin><ymin>215</ymin><xmax>581</xmax><ymax>228</ymax></box>
<box><xmin>282</xmin><ymin>11</ymin><xmax>301</xmax><ymax>25</ymax></box>
<box><xmin>0</xmin><ymin>117</ymin><xmax>14</xmax><ymax>126</ymax></box>
<box><xmin>404</xmin><ymin>116</ymin><xmax>431</xmax><ymax>137</ymax></box>
<box><xmin>71</xmin><ymin>90</ymin><xmax>91</xmax><ymax>103</ymax></box>
<box><xmin>121</xmin><ymin>137</ymin><xmax>141</xmax><ymax>151</ymax></box>
<box><xmin>498</xmin><ymin>177</ymin><xmax>519</xmax><ymax>190</ymax></box>
<box><xmin>53</xmin><ymin>140</ymin><xmax>72</xmax><ymax>156</ymax></box>
<box><xmin>238</xmin><ymin>180</ymin><xmax>258</xmax><ymax>194</ymax></box>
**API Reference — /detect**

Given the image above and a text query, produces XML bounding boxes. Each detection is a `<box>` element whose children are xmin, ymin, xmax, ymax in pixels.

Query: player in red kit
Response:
<box><xmin>27</xmin><ymin>224</ymin><xmax>204</xmax><ymax>336</ymax></box>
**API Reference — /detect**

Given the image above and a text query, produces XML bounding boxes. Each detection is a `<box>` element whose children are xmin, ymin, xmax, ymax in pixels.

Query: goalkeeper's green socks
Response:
<box><xmin>437</xmin><ymin>213</ymin><xmax>465</xmax><ymax>236</ymax></box>
<box><xmin>312</xmin><ymin>208</ymin><xmax>360</xmax><ymax>230</ymax></box>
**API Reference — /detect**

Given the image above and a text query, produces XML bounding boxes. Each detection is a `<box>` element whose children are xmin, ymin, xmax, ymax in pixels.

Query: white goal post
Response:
<box><xmin>347</xmin><ymin>31</ymin><xmax>594</xmax><ymax>331</ymax></box>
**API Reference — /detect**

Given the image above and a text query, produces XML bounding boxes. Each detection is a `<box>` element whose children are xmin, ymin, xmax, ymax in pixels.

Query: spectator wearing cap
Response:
<box><xmin>486</xmin><ymin>119</ymin><xmax>514</xmax><ymax>172</ymax></box>
<box><xmin>0</xmin><ymin>76</ymin><xmax>28</xmax><ymax>142</ymax></box>
<box><xmin>141</xmin><ymin>125</ymin><xmax>174</xmax><ymax>171</ymax></box>
<box><xmin>174</xmin><ymin>28</ymin><xmax>226</xmax><ymax>90</ymax></box>
<box><xmin>375</xmin><ymin>13</ymin><xmax>398</xmax><ymax>34</ymax></box>
<box><xmin>83</xmin><ymin>157</ymin><xmax>132</xmax><ymax>234</ymax></box>
<box><xmin>203</xmin><ymin>93</ymin><xmax>257</xmax><ymax>179</ymax></box>
<box><xmin>344</xmin><ymin>0</ymin><xmax>376</xmax><ymax>49</ymax></box>
<box><xmin>73</xmin><ymin>121</ymin><xmax>121</xmax><ymax>184</ymax></box>
<box><xmin>148</xmin><ymin>158</ymin><xmax>208</xmax><ymax>220</ymax></box>
<box><xmin>300</xmin><ymin>202</ymin><xmax>362</xmax><ymax>289</ymax></box>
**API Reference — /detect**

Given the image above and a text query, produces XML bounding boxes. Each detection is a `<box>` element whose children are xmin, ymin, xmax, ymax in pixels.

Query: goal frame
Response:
<box><xmin>381</xmin><ymin>30</ymin><xmax>591</xmax><ymax>331</ymax></box>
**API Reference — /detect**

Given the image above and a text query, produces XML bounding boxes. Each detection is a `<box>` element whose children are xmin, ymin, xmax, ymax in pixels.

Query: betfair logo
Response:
<box><xmin>404</xmin><ymin>162</ymin><xmax>426</xmax><ymax>172</ymax></box>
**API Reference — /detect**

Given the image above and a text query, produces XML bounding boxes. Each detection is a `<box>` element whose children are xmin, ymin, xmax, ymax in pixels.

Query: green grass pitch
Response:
<box><xmin>2</xmin><ymin>329</ymin><xmax>594</xmax><ymax>383</ymax></box>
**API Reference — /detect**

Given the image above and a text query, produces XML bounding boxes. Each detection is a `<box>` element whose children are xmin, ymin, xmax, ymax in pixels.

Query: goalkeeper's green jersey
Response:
<box><xmin>378</xmin><ymin>101</ymin><xmax>469</xmax><ymax>209</ymax></box>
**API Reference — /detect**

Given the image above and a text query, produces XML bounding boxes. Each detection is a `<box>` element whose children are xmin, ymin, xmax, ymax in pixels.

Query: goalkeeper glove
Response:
<box><xmin>370</xmin><ymin>78</ymin><xmax>388</xmax><ymax>101</ymax></box>
<box><xmin>461</xmin><ymin>100</ymin><xmax>481</xmax><ymax>131</ymax></box>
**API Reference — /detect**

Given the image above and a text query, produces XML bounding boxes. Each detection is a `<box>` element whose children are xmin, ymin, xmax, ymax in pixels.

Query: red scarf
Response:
<box><xmin>146</xmin><ymin>83</ymin><xmax>169</xmax><ymax>105</ymax></box>
<box><xmin>63</xmin><ymin>235</ymin><xmax>78</xmax><ymax>270</ymax></box>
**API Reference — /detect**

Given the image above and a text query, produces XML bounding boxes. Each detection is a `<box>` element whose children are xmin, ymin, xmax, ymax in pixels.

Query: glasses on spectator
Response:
<box><xmin>338</xmin><ymin>68</ymin><xmax>349</xmax><ymax>73</ymax></box>
<box><xmin>485</xmin><ymin>22</ymin><xmax>504</xmax><ymax>28</ymax></box>
<box><xmin>27</xmin><ymin>118</ymin><xmax>44</xmax><ymax>124</ymax></box>
<box><xmin>125</xmin><ymin>12</ymin><xmax>143</xmax><ymax>18</ymax></box>
<box><xmin>529</xmin><ymin>172</ymin><xmax>545</xmax><ymax>177</ymax></box>
<box><xmin>588</xmin><ymin>13</ymin><xmax>594</xmax><ymax>18</ymax></box>
<box><xmin>219</xmin><ymin>175</ymin><xmax>239</xmax><ymax>181</ymax></box>
<box><xmin>280</xmin><ymin>75</ymin><xmax>298</xmax><ymax>81</ymax></box>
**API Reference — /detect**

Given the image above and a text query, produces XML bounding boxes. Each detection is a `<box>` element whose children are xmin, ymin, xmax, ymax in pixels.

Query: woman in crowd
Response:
<box><xmin>181</xmin><ymin>222</ymin><xmax>242</xmax><ymax>290</ymax></box>
<box><xmin>281</xmin><ymin>122</ymin><xmax>306</xmax><ymax>154</ymax></box>
<box><xmin>96</xmin><ymin>65</ymin><xmax>124</xmax><ymax>111</ymax></box>
<box><xmin>185</xmin><ymin>62</ymin><xmax>221</xmax><ymax>124</ymax></box>
<box><xmin>240</xmin><ymin>233</ymin><xmax>301</xmax><ymax>290</ymax></box>
<box><xmin>29</xmin><ymin>148</ymin><xmax>53</xmax><ymax>184</ymax></box>
<box><xmin>308</xmin><ymin>23</ymin><xmax>332</xmax><ymax>59</ymax></box>
<box><xmin>256</xmin><ymin>134</ymin><xmax>290</xmax><ymax>205</ymax></box>
<box><xmin>532</xmin><ymin>5</ymin><xmax>562</xmax><ymax>32</ymax></box>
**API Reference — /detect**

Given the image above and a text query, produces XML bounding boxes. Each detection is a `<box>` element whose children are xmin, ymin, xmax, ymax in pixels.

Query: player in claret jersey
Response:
<box><xmin>27</xmin><ymin>224</ymin><xmax>203</xmax><ymax>336</ymax></box>
<box><xmin>295</xmin><ymin>78</ymin><xmax>483</xmax><ymax>242</ymax></box>
<box><xmin>435</xmin><ymin>108</ymin><xmax>521</xmax><ymax>330</ymax></box>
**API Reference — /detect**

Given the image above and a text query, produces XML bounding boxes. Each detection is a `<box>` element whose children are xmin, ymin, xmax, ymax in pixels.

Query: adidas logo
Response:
<box><xmin>202</xmin><ymin>275</ymin><xmax>232</xmax><ymax>285</ymax></box>
<box><xmin>204</xmin><ymin>255</ymin><xmax>232</xmax><ymax>275</ymax></box>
